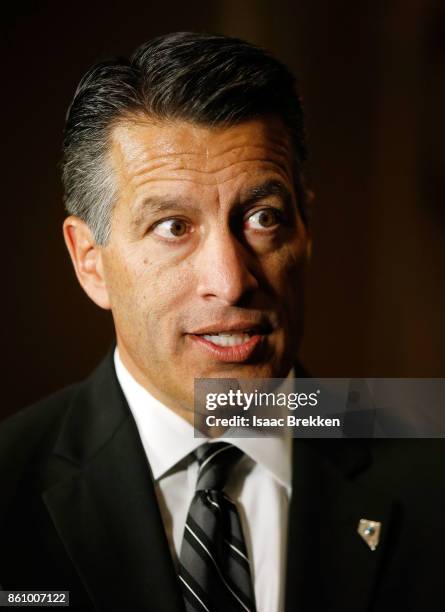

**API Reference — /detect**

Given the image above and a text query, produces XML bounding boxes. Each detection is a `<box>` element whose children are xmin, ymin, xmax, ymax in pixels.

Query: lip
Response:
<box><xmin>189</xmin><ymin>320</ymin><xmax>271</xmax><ymax>335</ymax></box>
<box><xmin>188</xmin><ymin>333</ymin><xmax>265</xmax><ymax>363</ymax></box>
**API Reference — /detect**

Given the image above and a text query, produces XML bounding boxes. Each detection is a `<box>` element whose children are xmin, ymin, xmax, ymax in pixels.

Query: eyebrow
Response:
<box><xmin>241</xmin><ymin>179</ymin><xmax>293</xmax><ymax>209</ymax></box>
<box><xmin>131</xmin><ymin>179</ymin><xmax>293</xmax><ymax>229</ymax></box>
<box><xmin>131</xmin><ymin>196</ymin><xmax>200</xmax><ymax>229</ymax></box>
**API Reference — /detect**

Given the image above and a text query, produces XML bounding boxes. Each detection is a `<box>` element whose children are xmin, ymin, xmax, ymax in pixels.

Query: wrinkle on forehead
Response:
<box><xmin>130</xmin><ymin>145</ymin><xmax>290</xmax><ymax>176</ymax></box>
<box><xmin>109</xmin><ymin>116</ymin><xmax>295</xmax><ymax>204</ymax></box>
<box><xmin>129</xmin><ymin>160</ymin><xmax>292</xmax><ymax>198</ymax></box>
<box><xmin>112</xmin><ymin>116</ymin><xmax>292</xmax><ymax>165</ymax></box>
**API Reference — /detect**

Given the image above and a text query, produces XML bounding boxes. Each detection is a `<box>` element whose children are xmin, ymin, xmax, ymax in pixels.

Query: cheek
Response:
<box><xmin>146</xmin><ymin>272</ymin><xmax>191</xmax><ymax>326</ymax></box>
<box><xmin>106</xmin><ymin>259</ymin><xmax>143</xmax><ymax>308</ymax></box>
<box><xmin>265</xmin><ymin>238</ymin><xmax>308</xmax><ymax>290</ymax></box>
<box><xmin>113</xmin><ymin>254</ymin><xmax>195</xmax><ymax>331</ymax></box>
<box><xmin>265</xmin><ymin>240</ymin><xmax>308</xmax><ymax>334</ymax></box>
<box><xmin>101</xmin><ymin>247</ymin><xmax>149</xmax><ymax>329</ymax></box>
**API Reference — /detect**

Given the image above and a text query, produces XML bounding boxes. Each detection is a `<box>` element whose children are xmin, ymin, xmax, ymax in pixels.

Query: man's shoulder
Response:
<box><xmin>0</xmin><ymin>383</ymin><xmax>82</xmax><ymax>468</ymax></box>
<box><xmin>0</xmin><ymin>349</ymin><xmax>117</xmax><ymax>456</ymax></box>
<box><xmin>368</xmin><ymin>437</ymin><xmax>444</xmax><ymax>476</ymax></box>
<box><xmin>0</xmin><ymin>350</ymin><xmax>124</xmax><ymax>519</ymax></box>
<box><xmin>1</xmin><ymin>384</ymin><xmax>79</xmax><ymax>438</ymax></box>
<box><xmin>368</xmin><ymin>437</ymin><xmax>445</xmax><ymax>497</ymax></box>
<box><xmin>339</xmin><ymin>437</ymin><xmax>445</xmax><ymax>511</ymax></box>
<box><xmin>0</xmin><ymin>382</ymin><xmax>88</xmax><ymax>520</ymax></box>
<box><xmin>302</xmin><ymin>436</ymin><xmax>445</xmax><ymax>505</ymax></box>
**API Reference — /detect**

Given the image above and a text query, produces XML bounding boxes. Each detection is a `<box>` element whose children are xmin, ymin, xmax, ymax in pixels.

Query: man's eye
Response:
<box><xmin>152</xmin><ymin>218</ymin><xmax>189</xmax><ymax>239</ymax></box>
<box><xmin>245</xmin><ymin>208</ymin><xmax>283</xmax><ymax>230</ymax></box>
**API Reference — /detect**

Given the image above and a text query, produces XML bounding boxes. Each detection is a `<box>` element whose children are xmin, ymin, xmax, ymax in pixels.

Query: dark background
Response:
<box><xmin>3</xmin><ymin>0</ymin><xmax>445</xmax><ymax>420</ymax></box>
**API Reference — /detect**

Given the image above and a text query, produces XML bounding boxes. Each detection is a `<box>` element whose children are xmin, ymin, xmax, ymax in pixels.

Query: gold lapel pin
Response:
<box><xmin>357</xmin><ymin>518</ymin><xmax>381</xmax><ymax>551</ymax></box>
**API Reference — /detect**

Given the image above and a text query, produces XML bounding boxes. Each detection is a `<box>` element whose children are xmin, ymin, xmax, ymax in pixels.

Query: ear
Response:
<box><xmin>63</xmin><ymin>216</ymin><xmax>111</xmax><ymax>310</ymax></box>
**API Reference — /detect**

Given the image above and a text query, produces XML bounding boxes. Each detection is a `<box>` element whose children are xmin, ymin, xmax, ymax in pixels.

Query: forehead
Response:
<box><xmin>109</xmin><ymin>115</ymin><xmax>295</xmax><ymax>197</ymax></box>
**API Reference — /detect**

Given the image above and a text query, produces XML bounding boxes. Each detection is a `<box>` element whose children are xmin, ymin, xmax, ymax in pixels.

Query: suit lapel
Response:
<box><xmin>42</xmin><ymin>352</ymin><xmax>184</xmax><ymax>611</ymax></box>
<box><xmin>286</xmin><ymin>438</ymin><xmax>395</xmax><ymax>612</ymax></box>
<box><xmin>41</xmin><ymin>353</ymin><xmax>396</xmax><ymax>611</ymax></box>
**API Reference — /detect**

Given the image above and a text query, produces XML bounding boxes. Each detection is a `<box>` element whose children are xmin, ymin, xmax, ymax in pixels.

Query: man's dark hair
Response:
<box><xmin>62</xmin><ymin>31</ymin><xmax>308</xmax><ymax>244</ymax></box>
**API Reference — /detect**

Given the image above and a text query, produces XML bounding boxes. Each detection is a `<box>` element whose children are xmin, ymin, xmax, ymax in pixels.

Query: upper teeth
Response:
<box><xmin>203</xmin><ymin>333</ymin><xmax>252</xmax><ymax>347</ymax></box>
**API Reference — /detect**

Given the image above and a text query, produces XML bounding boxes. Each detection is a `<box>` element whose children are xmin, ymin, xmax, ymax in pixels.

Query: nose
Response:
<box><xmin>196</xmin><ymin>228</ymin><xmax>259</xmax><ymax>305</ymax></box>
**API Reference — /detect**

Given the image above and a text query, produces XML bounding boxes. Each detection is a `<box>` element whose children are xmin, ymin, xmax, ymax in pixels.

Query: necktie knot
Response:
<box><xmin>195</xmin><ymin>442</ymin><xmax>243</xmax><ymax>492</ymax></box>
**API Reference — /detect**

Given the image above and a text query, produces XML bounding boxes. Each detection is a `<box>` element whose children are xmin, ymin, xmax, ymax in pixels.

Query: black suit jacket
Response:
<box><xmin>1</xmin><ymin>352</ymin><xmax>444</xmax><ymax>611</ymax></box>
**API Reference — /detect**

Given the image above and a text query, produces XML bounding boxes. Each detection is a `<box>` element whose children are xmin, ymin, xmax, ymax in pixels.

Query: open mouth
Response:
<box><xmin>199</xmin><ymin>330</ymin><xmax>258</xmax><ymax>347</ymax></box>
<box><xmin>188</xmin><ymin>324</ymin><xmax>271</xmax><ymax>362</ymax></box>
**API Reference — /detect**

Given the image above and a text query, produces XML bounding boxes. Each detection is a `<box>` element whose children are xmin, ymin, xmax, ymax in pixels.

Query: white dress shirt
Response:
<box><xmin>114</xmin><ymin>349</ymin><xmax>292</xmax><ymax>612</ymax></box>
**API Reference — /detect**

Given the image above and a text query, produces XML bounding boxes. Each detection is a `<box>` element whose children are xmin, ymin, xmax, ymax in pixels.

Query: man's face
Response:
<box><xmin>99</xmin><ymin>115</ymin><xmax>311</xmax><ymax>418</ymax></box>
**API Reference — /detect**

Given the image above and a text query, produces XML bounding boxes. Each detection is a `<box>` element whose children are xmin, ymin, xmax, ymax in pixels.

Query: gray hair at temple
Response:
<box><xmin>61</xmin><ymin>32</ymin><xmax>308</xmax><ymax>245</ymax></box>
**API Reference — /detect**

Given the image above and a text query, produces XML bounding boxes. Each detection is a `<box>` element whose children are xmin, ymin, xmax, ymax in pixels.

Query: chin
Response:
<box><xmin>202</xmin><ymin>361</ymin><xmax>282</xmax><ymax>380</ymax></box>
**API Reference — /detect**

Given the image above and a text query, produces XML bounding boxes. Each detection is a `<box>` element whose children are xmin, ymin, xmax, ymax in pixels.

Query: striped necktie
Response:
<box><xmin>178</xmin><ymin>442</ymin><xmax>257</xmax><ymax>612</ymax></box>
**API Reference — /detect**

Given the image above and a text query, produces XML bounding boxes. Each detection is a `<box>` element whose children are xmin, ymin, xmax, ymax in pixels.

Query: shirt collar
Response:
<box><xmin>114</xmin><ymin>348</ymin><xmax>292</xmax><ymax>494</ymax></box>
